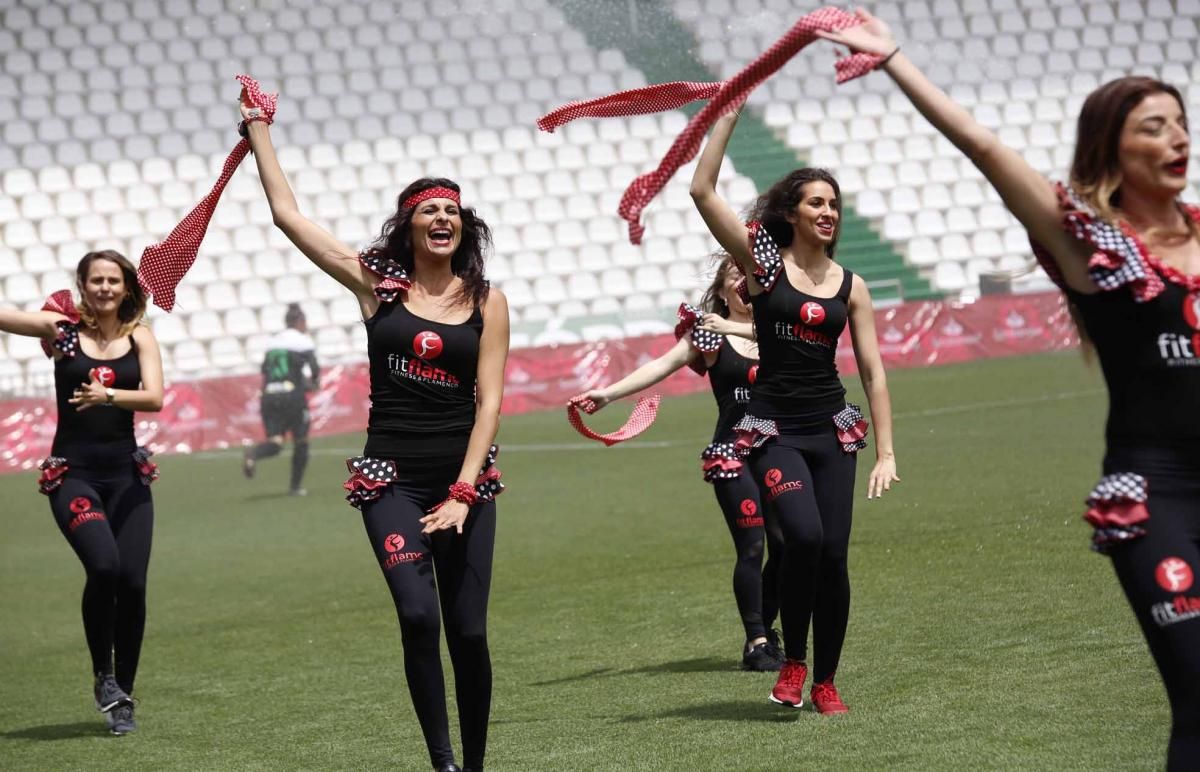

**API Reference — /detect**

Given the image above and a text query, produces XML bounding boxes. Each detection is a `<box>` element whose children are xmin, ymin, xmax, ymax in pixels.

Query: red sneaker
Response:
<box><xmin>810</xmin><ymin>680</ymin><xmax>849</xmax><ymax>714</ymax></box>
<box><xmin>769</xmin><ymin>659</ymin><xmax>807</xmax><ymax>707</ymax></box>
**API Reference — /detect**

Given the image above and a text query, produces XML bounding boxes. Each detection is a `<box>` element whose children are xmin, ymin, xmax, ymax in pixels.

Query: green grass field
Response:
<box><xmin>0</xmin><ymin>351</ymin><xmax>1169</xmax><ymax>771</ymax></box>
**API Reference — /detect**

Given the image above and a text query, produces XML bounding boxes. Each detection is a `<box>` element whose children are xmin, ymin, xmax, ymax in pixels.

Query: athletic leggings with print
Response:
<box><xmin>688</xmin><ymin>327</ymin><xmax>782</xmax><ymax>643</ymax></box>
<box><xmin>734</xmin><ymin>225</ymin><xmax>866</xmax><ymax>685</ymax></box>
<box><xmin>344</xmin><ymin>258</ymin><xmax>503</xmax><ymax>772</ymax></box>
<box><xmin>38</xmin><ymin>322</ymin><xmax>158</xmax><ymax>696</ymax></box>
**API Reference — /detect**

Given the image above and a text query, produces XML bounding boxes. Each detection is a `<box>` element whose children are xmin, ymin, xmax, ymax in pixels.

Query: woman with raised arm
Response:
<box><xmin>239</xmin><ymin>93</ymin><xmax>509</xmax><ymax>772</ymax></box>
<box><xmin>821</xmin><ymin>9</ymin><xmax>1199</xmax><ymax>767</ymax></box>
<box><xmin>0</xmin><ymin>251</ymin><xmax>164</xmax><ymax>736</ymax></box>
<box><xmin>689</xmin><ymin>105</ymin><xmax>898</xmax><ymax>713</ymax></box>
<box><xmin>571</xmin><ymin>256</ymin><xmax>784</xmax><ymax>671</ymax></box>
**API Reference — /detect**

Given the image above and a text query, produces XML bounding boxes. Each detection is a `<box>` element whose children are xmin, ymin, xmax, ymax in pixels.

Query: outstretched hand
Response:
<box><xmin>568</xmin><ymin>390</ymin><xmax>610</xmax><ymax>413</ymax></box>
<box><xmin>815</xmin><ymin>8</ymin><xmax>897</xmax><ymax>58</ymax></box>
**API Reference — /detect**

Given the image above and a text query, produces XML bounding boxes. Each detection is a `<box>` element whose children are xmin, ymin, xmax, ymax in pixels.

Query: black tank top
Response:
<box><xmin>363</xmin><ymin>299</ymin><xmax>482</xmax><ymax>460</ymax></box>
<box><xmin>1069</xmin><ymin>280</ymin><xmax>1200</xmax><ymax>450</ymax></box>
<box><xmin>749</xmin><ymin>265</ymin><xmax>852</xmax><ymax>429</ymax></box>
<box><xmin>52</xmin><ymin>330</ymin><xmax>140</xmax><ymax>467</ymax></box>
<box><xmin>706</xmin><ymin>338</ymin><xmax>757</xmax><ymax>443</ymax></box>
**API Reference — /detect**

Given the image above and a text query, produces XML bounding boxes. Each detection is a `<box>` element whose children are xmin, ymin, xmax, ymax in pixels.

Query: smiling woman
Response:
<box><xmin>239</xmin><ymin>89</ymin><xmax>509</xmax><ymax>772</ymax></box>
<box><xmin>688</xmin><ymin>99</ymin><xmax>899</xmax><ymax>716</ymax></box>
<box><xmin>0</xmin><ymin>249</ymin><xmax>165</xmax><ymax>737</ymax></box>
<box><xmin>818</xmin><ymin>8</ymin><xmax>1200</xmax><ymax>768</ymax></box>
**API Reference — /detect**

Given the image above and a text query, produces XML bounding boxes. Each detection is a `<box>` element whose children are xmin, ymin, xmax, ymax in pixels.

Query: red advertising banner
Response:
<box><xmin>1</xmin><ymin>292</ymin><xmax>1077</xmax><ymax>472</ymax></box>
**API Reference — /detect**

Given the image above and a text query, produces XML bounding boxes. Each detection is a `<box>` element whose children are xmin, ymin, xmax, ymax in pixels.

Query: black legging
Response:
<box><xmin>48</xmin><ymin>465</ymin><xmax>154</xmax><ymax>695</ymax></box>
<box><xmin>712</xmin><ymin>471</ymin><xmax>782</xmax><ymax>641</ymax></box>
<box><xmin>361</xmin><ymin>465</ymin><xmax>495</xmax><ymax>771</ymax></box>
<box><xmin>749</xmin><ymin>429</ymin><xmax>856</xmax><ymax>683</ymax></box>
<box><xmin>1107</xmin><ymin>477</ymin><xmax>1200</xmax><ymax>771</ymax></box>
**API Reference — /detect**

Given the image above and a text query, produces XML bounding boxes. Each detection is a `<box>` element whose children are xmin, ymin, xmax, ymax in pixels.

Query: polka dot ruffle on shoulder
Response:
<box><xmin>675</xmin><ymin>303</ymin><xmax>722</xmax><ymax>358</ymax></box>
<box><xmin>358</xmin><ymin>252</ymin><xmax>413</xmax><ymax>303</ymax></box>
<box><xmin>747</xmin><ymin>222</ymin><xmax>784</xmax><ymax>293</ymax></box>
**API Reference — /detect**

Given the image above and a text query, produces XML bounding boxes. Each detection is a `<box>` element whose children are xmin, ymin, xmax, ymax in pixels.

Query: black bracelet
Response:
<box><xmin>878</xmin><ymin>46</ymin><xmax>900</xmax><ymax>68</ymax></box>
<box><xmin>238</xmin><ymin>120</ymin><xmax>248</xmax><ymax>138</ymax></box>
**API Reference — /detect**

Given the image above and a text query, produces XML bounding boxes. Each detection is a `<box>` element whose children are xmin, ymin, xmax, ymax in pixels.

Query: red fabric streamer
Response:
<box><xmin>566</xmin><ymin>394</ymin><xmax>662</xmax><ymax>447</ymax></box>
<box><xmin>536</xmin><ymin>7</ymin><xmax>880</xmax><ymax>243</ymax></box>
<box><xmin>136</xmin><ymin>74</ymin><xmax>278</xmax><ymax>311</ymax></box>
<box><xmin>537</xmin><ymin>81</ymin><xmax>722</xmax><ymax>133</ymax></box>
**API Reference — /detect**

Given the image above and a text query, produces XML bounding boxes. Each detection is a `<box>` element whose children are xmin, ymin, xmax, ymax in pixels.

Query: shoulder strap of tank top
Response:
<box><xmin>836</xmin><ymin>268</ymin><xmax>854</xmax><ymax>302</ymax></box>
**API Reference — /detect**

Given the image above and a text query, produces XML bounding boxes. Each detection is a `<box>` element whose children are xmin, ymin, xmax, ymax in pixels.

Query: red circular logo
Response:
<box><xmin>747</xmin><ymin>365</ymin><xmax>758</xmax><ymax>385</ymax></box>
<box><xmin>764</xmin><ymin>468</ymin><xmax>783</xmax><ymax>487</ymax></box>
<box><xmin>413</xmin><ymin>331</ymin><xmax>443</xmax><ymax>360</ymax></box>
<box><xmin>740</xmin><ymin>499</ymin><xmax>757</xmax><ymax>516</ymax></box>
<box><xmin>1183</xmin><ymin>293</ymin><xmax>1200</xmax><ymax>331</ymax></box>
<box><xmin>384</xmin><ymin>533</ymin><xmax>406</xmax><ymax>553</ymax></box>
<box><xmin>70</xmin><ymin>497</ymin><xmax>92</xmax><ymax>513</ymax></box>
<box><xmin>89</xmin><ymin>366</ymin><xmax>116</xmax><ymax>387</ymax></box>
<box><xmin>800</xmin><ymin>302</ymin><xmax>826</xmax><ymax>326</ymax></box>
<box><xmin>1155</xmin><ymin>557</ymin><xmax>1194</xmax><ymax>593</ymax></box>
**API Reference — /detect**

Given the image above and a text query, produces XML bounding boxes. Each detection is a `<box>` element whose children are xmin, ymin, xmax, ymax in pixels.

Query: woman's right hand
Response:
<box><xmin>568</xmin><ymin>389</ymin><xmax>610</xmax><ymax>413</ymax></box>
<box><xmin>816</xmin><ymin>8</ymin><xmax>898</xmax><ymax>57</ymax></box>
<box><xmin>238</xmin><ymin>87</ymin><xmax>265</xmax><ymax>124</ymax></box>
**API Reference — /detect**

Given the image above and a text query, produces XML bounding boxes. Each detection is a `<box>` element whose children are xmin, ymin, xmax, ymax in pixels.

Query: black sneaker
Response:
<box><xmin>435</xmin><ymin>765</ymin><xmax>462</xmax><ymax>772</ymax></box>
<box><xmin>106</xmin><ymin>702</ymin><xmax>135</xmax><ymax>735</ymax></box>
<box><xmin>242</xmin><ymin>448</ymin><xmax>256</xmax><ymax>479</ymax></box>
<box><xmin>765</xmin><ymin>628</ymin><xmax>784</xmax><ymax>660</ymax></box>
<box><xmin>741</xmin><ymin>641</ymin><xmax>783</xmax><ymax>672</ymax></box>
<box><xmin>93</xmin><ymin>674</ymin><xmax>132</xmax><ymax>712</ymax></box>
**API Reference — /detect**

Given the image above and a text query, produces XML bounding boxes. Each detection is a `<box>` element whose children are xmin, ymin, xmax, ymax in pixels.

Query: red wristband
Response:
<box><xmin>447</xmin><ymin>481</ymin><xmax>478</xmax><ymax>506</ymax></box>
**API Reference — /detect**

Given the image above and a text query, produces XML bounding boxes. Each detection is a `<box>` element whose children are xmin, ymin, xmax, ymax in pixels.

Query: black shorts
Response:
<box><xmin>261</xmin><ymin>393</ymin><xmax>310</xmax><ymax>439</ymax></box>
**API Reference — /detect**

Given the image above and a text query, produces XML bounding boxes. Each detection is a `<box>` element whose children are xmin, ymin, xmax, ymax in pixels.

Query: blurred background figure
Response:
<box><xmin>243</xmin><ymin>302</ymin><xmax>318</xmax><ymax>496</ymax></box>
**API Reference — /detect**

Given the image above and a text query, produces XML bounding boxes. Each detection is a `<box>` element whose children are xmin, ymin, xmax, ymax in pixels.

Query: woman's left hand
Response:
<box><xmin>698</xmin><ymin>313</ymin><xmax>736</xmax><ymax>335</ymax></box>
<box><xmin>69</xmin><ymin>380</ymin><xmax>107</xmax><ymax>411</ymax></box>
<box><xmin>867</xmin><ymin>455</ymin><xmax>899</xmax><ymax>499</ymax></box>
<box><xmin>420</xmin><ymin>499</ymin><xmax>470</xmax><ymax>534</ymax></box>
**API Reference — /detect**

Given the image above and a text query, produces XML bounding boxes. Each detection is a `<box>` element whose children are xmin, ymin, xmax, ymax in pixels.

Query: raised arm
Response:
<box><xmin>421</xmin><ymin>288</ymin><xmax>510</xmax><ymax>534</ymax></box>
<box><xmin>569</xmin><ymin>337</ymin><xmax>698</xmax><ymax>412</ymax></box>
<box><xmin>818</xmin><ymin>10</ymin><xmax>1092</xmax><ymax>291</ymax></box>
<box><xmin>0</xmin><ymin>308</ymin><xmax>66</xmax><ymax>340</ymax></box>
<box><xmin>846</xmin><ymin>276</ymin><xmax>897</xmax><ymax>499</ymax></box>
<box><xmin>240</xmin><ymin>94</ymin><xmax>379</xmax><ymax>308</ymax></box>
<box><xmin>689</xmin><ymin>111</ymin><xmax>758</xmax><ymax>283</ymax></box>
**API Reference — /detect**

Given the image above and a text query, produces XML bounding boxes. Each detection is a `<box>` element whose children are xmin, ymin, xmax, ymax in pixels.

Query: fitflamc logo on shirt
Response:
<box><xmin>413</xmin><ymin>331</ymin><xmax>444</xmax><ymax>360</ymax></box>
<box><xmin>1150</xmin><ymin>556</ymin><xmax>1200</xmax><ymax>628</ymax></box>
<box><xmin>800</xmin><ymin>301</ymin><xmax>826</xmax><ymax>326</ymax></box>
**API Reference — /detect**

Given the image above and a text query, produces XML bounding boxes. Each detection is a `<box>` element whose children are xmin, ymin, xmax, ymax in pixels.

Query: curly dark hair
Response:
<box><xmin>745</xmin><ymin>168</ymin><xmax>841</xmax><ymax>258</ymax></box>
<box><xmin>699</xmin><ymin>252</ymin><xmax>743</xmax><ymax>318</ymax></box>
<box><xmin>361</xmin><ymin>178</ymin><xmax>493</xmax><ymax>308</ymax></box>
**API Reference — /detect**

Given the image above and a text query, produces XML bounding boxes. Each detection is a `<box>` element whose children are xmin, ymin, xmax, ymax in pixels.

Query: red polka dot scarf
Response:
<box><xmin>536</xmin><ymin>6</ymin><xmax>880</xmax><ymax>244</ymax></box>
<box><xmin>136</xmin><ymin>75</ymin><xmax>277</xmax><ymax>311</ymax></box>
<box><xmin>566</xmin><ymin>393</ymin><xmax>662</xmax><ymax>446</ymax></box>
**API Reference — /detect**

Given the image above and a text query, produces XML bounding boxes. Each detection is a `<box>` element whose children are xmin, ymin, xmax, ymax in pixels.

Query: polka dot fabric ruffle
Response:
<box><xmin>132</xmin><ymin>447</ymin><xmax>160</xmax><ymax>486</ymax></box>
<box><xmin>1030</xmin><ymin>183</ymin><xmax>1200</xmax><ymax>302</ymax></box>
<box><xmin>676</xmin><ymin>302</ymin><xmax>722</xmax><ymax>351</ymax></box>
<box><xmin>832</xmin><ymin>404</ymin><xmax>869</xmax><ymax>454</ymax></box>
<box><xmin>1083</xmin><ymin>472</ymin><xmax>1149</xmax><ymax>554</ymax></box>
<box><xmin>39</xmin><ymin>290</ymin><xmax>81</xmax><ymax>358</ymax></box>
<box><xmin>748</xmin><ymin>222</ymin><xmax>784</xmax><ymax>293</ymax></box>
<box><xmin>358</xmin><ymin>252</ymin><xmax>414</xmax><ymax>303</ymax></box>
<box><xmin>700</xmin><ymin>441</ymin><xmax>743</xmax><ymax>483</ymax></box>
<box><xmin>343</xmin><ymin>446</ymin><xmax>505</xmax><ymax>510</ymax></box>
<box><xmin>732</xmin><ymin>415</ymin><xmax>780</xmax><ymax>456</ymax></box>
<box><xmin>37</xmin><ymin>456</ymin><xmax>69</xmax><ymax>495</ymax></box>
